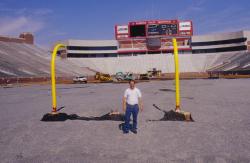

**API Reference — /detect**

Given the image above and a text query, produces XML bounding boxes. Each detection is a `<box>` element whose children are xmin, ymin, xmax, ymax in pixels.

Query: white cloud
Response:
<box><xmin>0</xmin><ymin>6</ymin><xmax>66</xmax><ymax>49</ymax></box>
<box><xmin>0</xmin><ymin>16</ymin><xmax>44</xmax><ymax>36</ymax></box>
<box><xmin>0</xmin><ymin>7</ymin><xmax>53</xmax><ymax>37</ymax></box>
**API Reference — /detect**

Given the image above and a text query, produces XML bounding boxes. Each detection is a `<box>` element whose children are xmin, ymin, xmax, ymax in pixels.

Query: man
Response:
<box><xmin>122</xmin><ymin>80</ymin><xmax>143</xmax><ymax>134</ymax></box>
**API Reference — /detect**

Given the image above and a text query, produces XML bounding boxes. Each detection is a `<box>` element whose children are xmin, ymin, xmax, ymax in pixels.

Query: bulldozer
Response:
<box><xmin>95</xmin><ymin>72</ymin><xmax>113</xmax><ymax>82</ymax></box>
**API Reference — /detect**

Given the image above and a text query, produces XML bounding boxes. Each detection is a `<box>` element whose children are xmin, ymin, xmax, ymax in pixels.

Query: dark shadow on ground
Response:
<box><xmin>41</xmin><ymin>86</ymin><xmax>89</xmax><ymax>91</ymax></box>
<box><xmin>56</xmin><ymin>106</ymin><xmax>65</xmax><ymax>112</ymax></box>
<box><xmin>146</xmin><ymin>104</ymin><xmax>194</xmax><ymax>122</ymax></box>
<box><xmin>56</xmin><ymin>86</ymin><xmax>89</xmax><ymax>90</ymax></box>
<box><xmin>183</xmin><ymin>97</ymin><xmax>194</xmax><ymax>100</ymax></box>
<box><xmin>159</xmin><ymin>88</ymin><xmax>175</xmax><ymax>92</ymax></box>
<box><xmin>41</xmin><ymin>112</ymin><xmax>125</xmax><ymax>122</ymax></box>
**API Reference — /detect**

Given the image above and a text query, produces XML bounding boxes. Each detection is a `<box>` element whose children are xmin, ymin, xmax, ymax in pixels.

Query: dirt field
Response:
<box><xmin>0</xmin><ymin>79</ymin><xmax>250</xmax><ymax>163</ymax></box>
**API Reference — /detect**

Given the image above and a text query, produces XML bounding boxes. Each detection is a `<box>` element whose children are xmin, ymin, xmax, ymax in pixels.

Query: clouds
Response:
<box><xmin>0</xmin><ymin>6</ymin><xmax>56</xmax><ymax>48</ymax></box>
<box><xmin>0</xmin><ymin>7</ymin><xmax>53</xmax><ymax>36</ymax></box>
<box><xmin>0</xmin><ymin>0</ymin><xmax>250</xmax><ymax>49</ymax></box>
<box><xmin>0</xmin><ymin>16</ymin><xmax>44</xmax><ymax>36</ymax></box>
<box><xmin>0</xmin><ymin>7</ymin><xmax>67</xmax><ymax>49</ymax></box>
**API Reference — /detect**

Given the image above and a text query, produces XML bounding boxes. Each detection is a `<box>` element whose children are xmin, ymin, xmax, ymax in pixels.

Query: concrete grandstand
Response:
<box><xmin>65</xmin><ymin>28</ymin><xmax>250</xmax><ymax>75</ymax></box>
<box><xmin>0</xmin><ymin>33</ymin><xmax>98</xmax><ymax>84</ymax></box>
<box><xmin>1</xmin><ymin>20</ymin><xmax>250</xmax><ymax>84</ymax></box>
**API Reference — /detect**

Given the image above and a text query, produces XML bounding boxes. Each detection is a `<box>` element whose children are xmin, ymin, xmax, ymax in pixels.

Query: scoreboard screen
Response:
<box><xmin>130</xmin><ymin>25</ymin><xmax>146</xmax><ymax>37</ymax></box>
<box><xmin>148</xmin><ymin>24</ymin><xmax>178</xmax><ymax>36</ymax></box>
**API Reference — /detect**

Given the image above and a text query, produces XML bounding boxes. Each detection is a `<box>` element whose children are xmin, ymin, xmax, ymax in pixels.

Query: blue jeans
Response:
<box><xmin>124</xmin><ymin>103</ymin><xmax>139</xmax><ymax>132</ymax></box>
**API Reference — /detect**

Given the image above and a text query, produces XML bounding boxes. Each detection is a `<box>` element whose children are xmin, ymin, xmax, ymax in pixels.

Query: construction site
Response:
<box><xmin>1</xmin><ymin>79</ymin><xmax>250</xmax><ymax>162</ymax></box>
<box><xmin>1</xmin><ymin>17</ymin><xmax>250</xmax><ymax>162</ymax></box>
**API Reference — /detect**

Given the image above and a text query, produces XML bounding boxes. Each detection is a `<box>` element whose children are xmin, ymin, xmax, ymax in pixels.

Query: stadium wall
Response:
<box><xmin>67</xmin><ymin>52</ymin><xmax>227</xmax><ymax>75</ymax></box>
<box><xmin>65</xmin><ymin>30</ymin><xmax>250</xmax><ymax>75</ymax></box>
<box><xmin>66</xmin><ymin>30</ymin><xmax>249</xmax><ymax>58</ymax></box>
<box><xmin>191</xmin><ymin>31</ymin><xmax>248</xmax><ymax>54</ymax></box>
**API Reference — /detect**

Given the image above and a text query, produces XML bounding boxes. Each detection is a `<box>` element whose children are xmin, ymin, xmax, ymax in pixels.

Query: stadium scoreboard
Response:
<box><xmin>115</xmin><ymin>20</ymin><xmax>193</xmax><ymax>39</ymax></box>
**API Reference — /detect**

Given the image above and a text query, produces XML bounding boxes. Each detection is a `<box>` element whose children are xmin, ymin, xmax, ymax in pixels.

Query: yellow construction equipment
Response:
<box><xmin>147</xmin><ymin>68</ymin><xmax>162</xmax><ymax>78</ymax></box>
<box><xmin>95</xmin><ymin>72</ymin><xmax>112</xmax><ymax>82</ymax></box>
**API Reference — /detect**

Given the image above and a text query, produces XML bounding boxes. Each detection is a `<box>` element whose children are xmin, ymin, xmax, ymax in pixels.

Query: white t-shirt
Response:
<box><xmin>124</xmin><ymin>87</ymin><xmax>142</xmax><ymax>105</ymax></box>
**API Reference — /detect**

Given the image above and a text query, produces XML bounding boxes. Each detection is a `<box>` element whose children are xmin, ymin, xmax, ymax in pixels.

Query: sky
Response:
<box><xmin>0</xmin><ymin>0</ymin><xmax>250</xmax><ymax>49</ymax></box>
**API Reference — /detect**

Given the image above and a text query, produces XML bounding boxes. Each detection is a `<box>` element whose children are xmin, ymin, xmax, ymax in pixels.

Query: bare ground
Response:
<box><xmin>0</xmin><ymin>79</ymin><xmax>250</xmax><ymax>163</ymax></box>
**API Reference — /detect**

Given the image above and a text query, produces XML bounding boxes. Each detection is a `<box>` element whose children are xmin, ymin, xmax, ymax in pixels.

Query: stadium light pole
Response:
<box><xmin>172</xmin><ymin>38</ymin><xmax>181</xmax><ymax>112</ymax></box>
<box><xmin>51</xmin><ymin>44</ymin><xmax>66</xmax><ymax>113</ymax></box>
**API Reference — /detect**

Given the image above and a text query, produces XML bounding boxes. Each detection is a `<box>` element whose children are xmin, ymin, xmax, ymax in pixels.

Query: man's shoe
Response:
<box><xmin>131</xmin><ymin>129</ymin><xmax>137</xmax><ymax>134</ymax></box>
<box><xmin>123</xmin><ymin>130</ymin><xmax>129</xmax><ymax>134</ymax></box>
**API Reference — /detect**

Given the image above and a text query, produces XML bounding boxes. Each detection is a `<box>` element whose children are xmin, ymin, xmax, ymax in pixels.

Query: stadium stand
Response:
<box><xmin>67</xmin><ymin>52</ymin><xmax>250</xmax><ymax>75</ymax></box>
<box><xmin>64</xmin><ymin>30</ymin><xmax>250</xmax><ymax>75</ymax></box>
<box><xmin>1</xmin><ymin>45</ymin><xmax>249</xmax><ymax>78</ymax></box>
<box><xmin>207</xmin><ymin>52</ymin><xmax>250</xmax><ymax>73</ymax></box>
<box><xmin>0</xmin><ymin>41</ymin><xmax>94</xmax><ymax>78</ymax></box>
<box><xmin>1</xmin><ymin>29</ymin><xmax>250</xmax><ymax>83</ymax></box>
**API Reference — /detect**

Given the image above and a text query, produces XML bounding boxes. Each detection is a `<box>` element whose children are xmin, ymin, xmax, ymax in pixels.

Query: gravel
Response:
<box><xmin>0</xmin><ymin>79</ymin><xmax>250</xmax><ymax>163</ymax></box>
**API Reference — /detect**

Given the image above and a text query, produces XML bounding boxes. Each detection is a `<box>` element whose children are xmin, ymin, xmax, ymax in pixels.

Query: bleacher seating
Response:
<box><xmin>1</xmin><ymin>40</ymin><xmax>250</xmax><ymax>78</ymax></box>
<box><xmin>0</xmin><ymin>41</ymin><xmax>93</xmax><ymax>77</ymax></box>
<box><xmin>67</xmin><ymin>51</ymin><xmax>250</xmax><ymax>75</ymax></box>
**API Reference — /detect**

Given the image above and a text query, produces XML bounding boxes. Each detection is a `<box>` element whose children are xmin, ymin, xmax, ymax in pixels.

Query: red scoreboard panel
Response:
<box><xmin>115</xmin><ymin>20</ymin><xmax>193</xmax><ymax>39</ymax></box>
<box><xmin>115</xmin><ymin>20</ymin><xmax>193</xmax><ymax>53</ymax></box>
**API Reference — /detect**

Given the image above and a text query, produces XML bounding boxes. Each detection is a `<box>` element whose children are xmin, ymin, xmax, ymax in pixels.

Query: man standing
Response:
<box><xmin>122</xmin><ymin>80</ymin><xmax>143</xmax><ymax>134</ymax></box>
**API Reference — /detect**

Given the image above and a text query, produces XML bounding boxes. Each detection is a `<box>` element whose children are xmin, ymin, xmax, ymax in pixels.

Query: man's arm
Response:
<box><xmin>122</xmin><ymin>97</ymin><xmax>127</xmax><ymax>112</ymax></box>
<box><xmin>138</xmin><ymin>97</ymin><xmax>143</xmax><ymax>112</ymax></box>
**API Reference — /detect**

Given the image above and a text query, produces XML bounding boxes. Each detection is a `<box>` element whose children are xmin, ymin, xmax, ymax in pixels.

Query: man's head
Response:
<box><xmin>129</xmin><ymin>80</ymin><xmax>135</xmax><ymax>89</ymax></box>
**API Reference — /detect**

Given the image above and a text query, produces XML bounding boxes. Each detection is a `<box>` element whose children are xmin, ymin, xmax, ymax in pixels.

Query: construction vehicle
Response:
<box><xmin>95</xmin><ymin>72</ymin><xmax>112</xmax><ymax>82</ymax></box>
<box><xmin>115</xmin><ymin>72</ymin><xmax>135</xmax><ymax>81</ymax></box>
<box><xmin>147</xmin><ymin>68</ymin><xmax>162</xmax><ymax>78</ymax></box>
<box><xmin>73</xmin><ymin>76</ymin><xmax>87</xmax><ymax>83</ymax></box>
<box><xmin>139</xmin><ymin>73</ymin><xmax>150</xmax><ymax>80</ymax></box>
